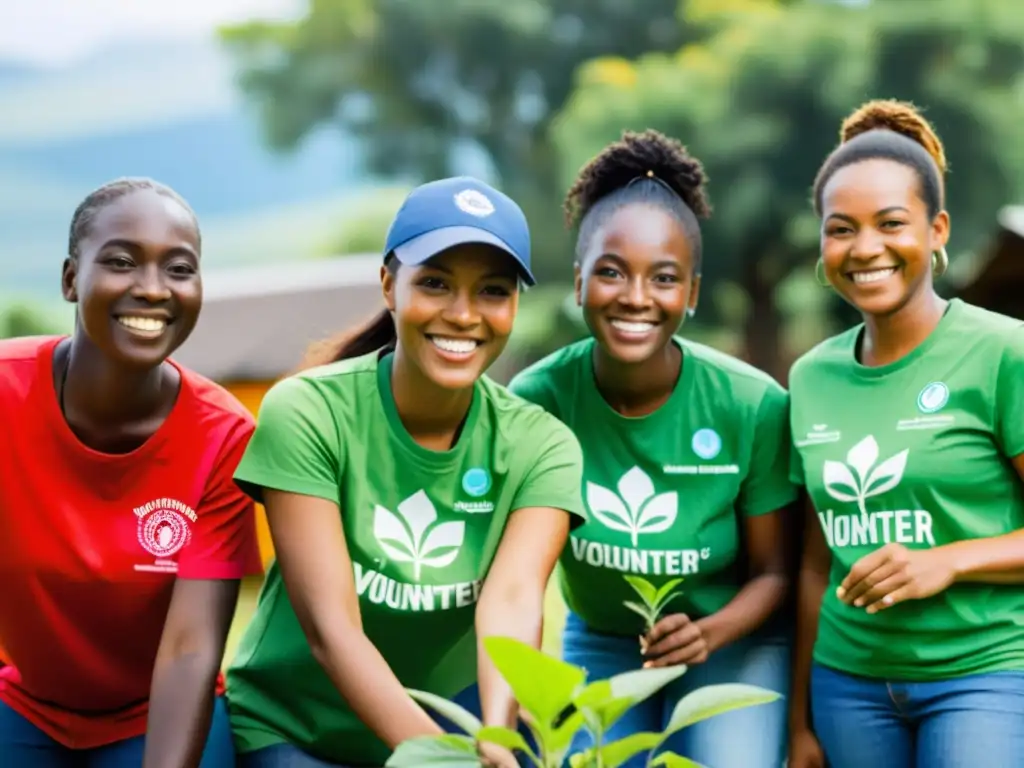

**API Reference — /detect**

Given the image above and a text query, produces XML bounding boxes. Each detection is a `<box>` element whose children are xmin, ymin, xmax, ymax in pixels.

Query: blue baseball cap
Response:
<box><xmin>383</xmin><ymin>176</ymin><xmax>535</xmax><ymax>286</ymax></box>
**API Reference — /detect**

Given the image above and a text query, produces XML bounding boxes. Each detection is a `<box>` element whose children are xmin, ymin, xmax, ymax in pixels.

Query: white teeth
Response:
<box><xmin>851</xmin><ymin>267</ymin><xmax>897</xmax><ymax>285</ymax></box>
<box><xmin>117</xmin><ymin>316</ymin><xmax>167</xmax><ymax>333</ymax></box>
<box><xmin>430</xmin><ymin>336</ymin><xmax>479</xmax><ymax>354</ymax></box>
<box><xmin>610</xmin><ymin>319</ymin><xmax>656</xmax><ymax>334</ymax></box>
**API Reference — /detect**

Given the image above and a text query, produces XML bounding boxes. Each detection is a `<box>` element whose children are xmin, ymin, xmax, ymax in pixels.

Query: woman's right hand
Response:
<box><xmin>788</xmin><ymin>727</ymin><xmax>825</xmax><ymax>768</ymax></box>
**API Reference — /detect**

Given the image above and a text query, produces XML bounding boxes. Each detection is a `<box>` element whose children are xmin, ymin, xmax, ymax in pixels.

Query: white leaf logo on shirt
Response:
<box><xmin>823</xmin><ymin>435</ymin><xmax>909</xmax><ymax>518</ymax></box>
<box><xmin>586</xmin><ymin>466</ymin><xmax>678</xmax><ymax>546</ymax></box>
<box><xmin>373</xmin><ymin>490</ymin><xmax>465</xmax><ymax>580</ymax></box>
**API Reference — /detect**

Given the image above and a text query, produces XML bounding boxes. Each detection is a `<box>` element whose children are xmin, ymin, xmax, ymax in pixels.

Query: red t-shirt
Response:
<box><xmin>0</xmin><ymin>336</ymin><xmax>263</xmax><ymax>749</ymax></box>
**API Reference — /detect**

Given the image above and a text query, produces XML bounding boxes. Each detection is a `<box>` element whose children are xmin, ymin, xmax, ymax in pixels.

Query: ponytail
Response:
<box><xmin>298</xmin><ymin>309</ymin><xmax>396</xmax><ymax>371</ymax></box>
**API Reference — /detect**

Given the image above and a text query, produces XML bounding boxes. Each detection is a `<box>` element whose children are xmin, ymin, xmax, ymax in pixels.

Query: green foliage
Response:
<box><xmin>386</xmin><ymin>636</ymin><xmax>781</xmax><ymax>768</ymax></box>
<box><xmin>553</xmin><ymin>0</ymin><xmax>1024</xmax><ymax>373</ymax></box>
<box><xmin>0</xmin><ymin>302</ymin><xmax>62</xmax><ymax>339</ymax></box>
<box><xmin>623</xmin><ymin>576</ymin><xmax>684</xmax><ymax>633</ymax></box>
<box><xmin>219</xmin><ymin>0</ymin><xmax>689</xmax><ymax>283</ymax></box>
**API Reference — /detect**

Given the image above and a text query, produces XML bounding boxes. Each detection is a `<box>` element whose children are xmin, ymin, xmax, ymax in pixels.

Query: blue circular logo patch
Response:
<box><xmin>691</xmin><ymin>428</ymin><xmax>722</xmax><ymax>461</ymax></box>
<box><xmin>462</xmin><ymin>468</ymin><xmax>492</xmax><ymax>497</ymax></box>
<box><xmin>917</xmin><ymin>381</ymin><xmax>949</xmax><ymax>414</ymax></box>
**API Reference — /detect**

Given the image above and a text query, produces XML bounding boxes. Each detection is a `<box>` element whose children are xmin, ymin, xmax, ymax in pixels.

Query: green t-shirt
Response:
<box><xmin>789</xmin><ymin>298</ymin><xmax>1024</xmax><ymax>681</ymax></box>
<box><xmin>226</xmin><ymin>351</ymin><xmax>585</xmax><ymax>766</ymax></box>
<box><xmin>508</xmin><ymin>338</ymin><xmax>797</xmax><ymax>636</ymax></box>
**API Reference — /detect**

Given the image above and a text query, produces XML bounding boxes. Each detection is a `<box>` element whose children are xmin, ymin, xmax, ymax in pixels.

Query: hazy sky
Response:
<box><xmin>1</xmin><ymin>0</ymin><xmax>300</xmax><ymax>66</ymax></box>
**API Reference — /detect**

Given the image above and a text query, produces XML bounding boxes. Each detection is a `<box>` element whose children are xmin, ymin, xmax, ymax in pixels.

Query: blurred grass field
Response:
<box><xmin>223</xmin><ymin>572</ymin><xmax>571</xmax><ymax>668</ymax></box>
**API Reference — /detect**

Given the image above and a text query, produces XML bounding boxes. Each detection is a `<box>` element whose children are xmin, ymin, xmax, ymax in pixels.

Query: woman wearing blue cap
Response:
<box><xmin>225</xmin><ymin>177</ymin><xmax>587</xmax><ymax>767</ymax></box>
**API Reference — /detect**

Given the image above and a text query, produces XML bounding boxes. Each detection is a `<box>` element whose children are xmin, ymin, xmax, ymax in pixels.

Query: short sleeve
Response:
<box><xmin>178</xmin><ymin>421</ymin><xmax>264</xmax><ymax>580</ymax></box>
<box><xmin>995</xmin><ymin>326</ymin><xmax>1024</xmax><ymax>457</ymax></box>
<box><xmin>233</xmin><ymin>376</ymin><xmax>342</xmax><ymax>505</ymax></box>
<box><xmin>507</xmin><ymin>370</ymin><xmax>560</xmax><ymax>418</ymax></box>
<box><xmin>510</xmin><ymin>419</ymin><xmax>586</xmax><ymax>524</ymax></box>
<box><xmin>738</xmin><ymin>384</ymin><xmax>799</xmax><ymax>516</ymax></box>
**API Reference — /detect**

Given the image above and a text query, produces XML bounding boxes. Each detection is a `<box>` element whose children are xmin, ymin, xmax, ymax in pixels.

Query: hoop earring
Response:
<box><xmin>932</xmin><ymin>247</ymin><xmax>949</xmax><ymax>277</ymax></box>
<box><xmin>815</xmin><ymin>258</ymin><xmax>830</xmax><ymax>288</ymax></box>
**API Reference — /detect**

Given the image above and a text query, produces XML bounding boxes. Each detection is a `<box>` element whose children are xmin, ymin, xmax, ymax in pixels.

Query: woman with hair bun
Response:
<box><xmin>510</xmin><ymin>130</ymin><xmax>795</xmax><ymax>768</ymax></box>
<box><xmin>788</xmin><ymin>100</ymin><xmax>1024</xmax><ymax>768</ymax></box>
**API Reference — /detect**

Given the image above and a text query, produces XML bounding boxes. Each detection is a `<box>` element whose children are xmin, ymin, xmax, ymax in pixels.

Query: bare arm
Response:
<box><xmin>264</xmin><ymin>489</ymin><xmax>443</xmax><ymax>748</ymax></box>
<box><xmin>946</xmin><ymin>453</ymin><xmax>1024</xmax><ymax>584</ymax></box>
<box><xmin>143</xmin><ymin>579</ymin><xmax>240</xmax><ymax>768</ymax></box>
<box><xmin>696</xmin><ymin>506</ymin><xmax>790</xmax><ymax>652</ymax></box>
<box><xmin>475</xmin><ymin>507</ymin><xmax>570</xmax><ymax>729</ymax></box>
<box><xmin>789</xmin><ymin>496</ymin><xmax>830</xmax><ymax>734</ymax></box>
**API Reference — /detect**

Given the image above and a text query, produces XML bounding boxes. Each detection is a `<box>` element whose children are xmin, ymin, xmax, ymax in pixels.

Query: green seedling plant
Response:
<box><xmin>385</xmin><ymin>636</ymin><xmax>781</xmax><ymax>768</ymax></box>
<box><xmin>623</xmin><ymin>575</ymin><xmax>684</xmax><ymax>635</ymax></box>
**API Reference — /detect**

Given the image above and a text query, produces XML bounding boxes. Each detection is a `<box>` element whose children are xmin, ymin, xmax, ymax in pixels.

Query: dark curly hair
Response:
<box><xmin>563</xmin><ymin>129</ymin><xmax>712</xmax><ymax>273</ymax></box>
<box><xmin>68</xmin><ymin>177</ymin><xmax>199</xmax><ymax>259</ymax></box>
<box><xmin>813</xmin><ymin>99</ymin><xmax>947</xmax><ymax>218</ymax></box>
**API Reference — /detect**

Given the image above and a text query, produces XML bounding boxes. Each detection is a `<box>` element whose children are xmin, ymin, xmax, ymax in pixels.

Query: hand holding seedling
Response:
<box><xmin>622</xmin><ymin>575</ymin><xmax>684</xmax><ymax>633</ymax></box>
<box><xmin>837</xmin><ymin>542</ymin><xmax>956</xmax><ymax>614</ymax></box>
<box><xmin>642</xmin><ymin>613</ymin><xmax>709</xmax><ymax>668</ymax></box>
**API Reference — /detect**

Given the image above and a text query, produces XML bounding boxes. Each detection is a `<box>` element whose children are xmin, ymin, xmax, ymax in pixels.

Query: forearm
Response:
<box><xmin>696</xmin><ymin>571</ymin><xmax>788</xmax><ymax>652</ymax></box>
<box><xmin>789</xmin><ymin>567</ymin><xmax>827</xmax><ymax>732</ymax></box>
<box><xmin>475</xmin><ymin>585</ymin><xmax>545</xmax><ymax>729</ymax></box>
<box><xmin>309</xmin><ymin>628</ymin><xmax>443</xmax><ymax>749</ymax></box>
<box><xmin>143</xmin><ymin>652</ymin><xmax>219</xmax><ymax>768</ymax></box>
<box><xmin>947</xmin><ymin>530</ymin><xmax>1024</xmax><ymax>584</ymax></box>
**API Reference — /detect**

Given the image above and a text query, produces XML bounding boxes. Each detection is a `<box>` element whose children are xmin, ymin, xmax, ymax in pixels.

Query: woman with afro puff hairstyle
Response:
<box><xmin>788</xmin><ymin>99</ymin><xmax>1024</xmax><ymax>768</ymax></box>
<box><xmin>510</xmin><ymin>130</ymin><xmax>796</xmax><ymax>768</ymax></box>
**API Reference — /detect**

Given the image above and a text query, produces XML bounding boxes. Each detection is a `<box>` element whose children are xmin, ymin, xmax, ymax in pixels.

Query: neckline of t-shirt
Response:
<box><xmin>36</xmin><ymin>336</ymin><xmax>191</xmax><ymax>462</ymax></box>
<box><xmin>844</xmin><ymin>298</ymin><xmax>962</xmax><ymax>380</ymax></box>
<box><xmin>582</xmin><ymin>336</ymin><xmax>694</xmax><ymax>425</ymax></box>
<box><xmin>375</xmin><ymin>350</ymin><xmax>481</xmax><ymax>468</ymax></box>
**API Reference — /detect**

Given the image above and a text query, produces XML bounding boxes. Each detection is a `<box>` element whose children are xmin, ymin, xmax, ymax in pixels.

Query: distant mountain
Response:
<box><xmin>0</xmin><ymin>36</ymin><xmax>372</xmax><ymax>299</ymax></box>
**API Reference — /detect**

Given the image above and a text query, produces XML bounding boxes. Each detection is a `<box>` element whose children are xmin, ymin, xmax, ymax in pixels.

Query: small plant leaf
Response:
<box><xmin>548</xmin><ymin>707</ymin><xmax>586</xmax><ymax>758</ymax></box>
<box><xmin>664</xmin><ymin>683</ymin><xmax>782</xmax><ymax>734</ymax></box>
<box><xmin>384</xmin><ymin>734</ymin><xmax>480</xmax><ymax>767</ymax></box>
<box><xmin>483</xmin><ymin>637</ymin><xmax>586</xmax><ymax>726</ymax></box>
<box><xmin>651</xmin><ymin>753</ymin><xmax>708</xmax><ymax>768</ymax></box>
<box><xmin>598</xmin><ymin>732</ymin><xmax>663</xmax><ymax>767</ymax></box>
<box><xmin>623</xmin><ymin>575</ymin><xmax>658</xmax><ymax>607</ymax></box>
<box><xmin>623</xmin><ymin>600</ymin><xmax>653</xmax><ymax>624</ymax></box>
<box><xmin>652</xmin><ymin>591</ymin><xmax>682</xmax><ymax>618</ymax></box>
<box><xmin>608</xmin><ymin>665</ymin><xmax>688</xmax><ymax>706</ymax></box>
<box><xmin>653</xmin><ymin>578</ymin><xmax>684</xmax><ymax>605</ymax></box>
<box><xmin>476</xmin><ymin>725</ymin><xmax>537</xmax><ymax>764</ymax></box>
<box><xmin>407</xmin><ymin>689</ymin><xmax>482</xmax><ymax>736</ymax></box>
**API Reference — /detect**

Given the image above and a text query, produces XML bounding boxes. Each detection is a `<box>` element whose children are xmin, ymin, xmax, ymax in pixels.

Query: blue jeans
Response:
<box><xmin>238</xmin><ymin>685</ymin><xmax>536</xmax><ymax>768</ymax></box>
<box><xmin>0</xmin><ymin>695</ymin><xmax>234</xmax><ymax>767</ymax></box>
<box><xmin>562</xmin><ymin>611</ymin><xmax>789</xmax><ymax>768</ymax></box>
<box><xmin>811</xmin><ymin>662</ymin><xmax>1024</xmax><ymax>768</ymax></box>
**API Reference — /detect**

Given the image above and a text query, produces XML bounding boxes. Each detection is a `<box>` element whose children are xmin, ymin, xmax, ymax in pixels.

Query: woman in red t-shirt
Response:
<box><xmin>0</xmin><ymin>178</ymin><xmax>263</xmax><ymax>766</ymax></box>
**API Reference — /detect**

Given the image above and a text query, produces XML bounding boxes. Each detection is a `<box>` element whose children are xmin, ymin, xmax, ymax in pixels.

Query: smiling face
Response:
<box><xmin>820</xmin><ymin>158</ymin><xmax>949</xmax><ymax>318</ymax></box>
<box><xmin>576</xmin><ymin>204</ymin><xmax>699</xmax><ymax>365</ymax></box>
<box><xmin>62</xmin><ymin>188</ymin><xmax>202</xmax><ymax>369</ymax></box>
<box><xmin>383</xmin><ymin>244</ymin><xmax>519</xmax><ymax>390</ymax></box>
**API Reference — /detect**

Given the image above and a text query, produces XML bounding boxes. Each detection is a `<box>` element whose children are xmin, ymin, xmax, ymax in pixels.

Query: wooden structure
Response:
<box><xmin>951</xmin><ymin>205</ymin><xmax>1024</xmax><ymax>318</ymax></box>
<box><xmin>174</xmin><ymin>254</ymin><xmax>385</xmax><ymax>563</ymax></box>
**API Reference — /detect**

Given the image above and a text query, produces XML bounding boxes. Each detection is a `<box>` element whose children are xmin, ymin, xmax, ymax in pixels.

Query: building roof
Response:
<box><xmin>173</xmin><ymin>254</ymin><xmax>385</xmax><ymax>382</ymax></box>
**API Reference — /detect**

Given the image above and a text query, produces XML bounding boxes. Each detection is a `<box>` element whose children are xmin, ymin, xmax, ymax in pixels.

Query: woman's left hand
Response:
<box><xmin>641</xmin><ymin>613</ymin><xmax>711</xmax><ymax>667</ymax></box>
<box><xmin>838</xmin><ymin>542</ymin><xmax>957</xmax><ymax>613</ymax></box>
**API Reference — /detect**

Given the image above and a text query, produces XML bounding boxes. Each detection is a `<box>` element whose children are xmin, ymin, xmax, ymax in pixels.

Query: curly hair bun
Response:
<box><xmin>564</xmin><ymin>129</ymin><xmax>711</xmax><ymax>227</ymax></box>
<box><xmin>840</xmin><ymin>99</ymin><xmax>947</xmax><ymax>175</ymax></box>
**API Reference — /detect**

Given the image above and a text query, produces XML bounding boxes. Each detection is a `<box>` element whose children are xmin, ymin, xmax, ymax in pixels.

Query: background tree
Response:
<box><xmin>220</xmin><ymin>0</ymin><xmax>691</xmax><ymax>283</ymax></box>
<box><xmin>553</xmin><ymin>0</ymin><xmax>1024</xmax><ymax>378</ymax></box>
